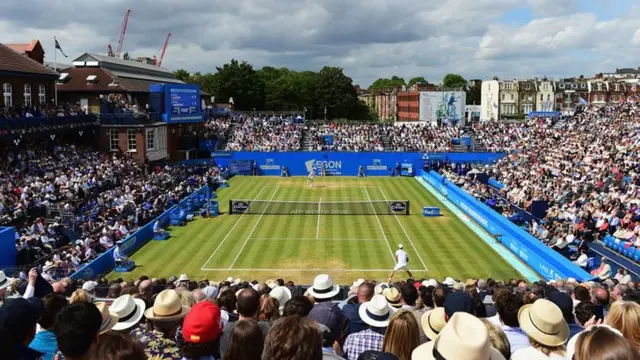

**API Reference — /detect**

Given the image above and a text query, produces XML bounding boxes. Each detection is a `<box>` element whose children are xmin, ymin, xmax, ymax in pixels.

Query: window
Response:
<box><xmin>524</xmin><ymin>84</ymin><xmax>531</xmax><ymax>90</ymax></box>
<box><xmin>615</xmin><ymin>84</ymin><xmax>620</xmax><ymax>91</ymax></box>
<box><xmin>146</xmin><ymin>128</ymin><xmax>155</xmax><ymax>150</ymax></box>
<box><xmin>38</xmin><ymin>85</ymin><xmax>46</xmax><ymax>105</ymax></box>
<box><xmin>559</xmin><ymin>83</ymin><xmax>565</xmax><ymax>89</ymax></box>
<box><xmin>632</xmin><ymin>85</ymin><xmax>637</xmax><ymax>92</ymax></box>
<box><xmin>23</xmin><ymin>84</ymin><xmax>31</xmax><ymax>106</ymax></box>
<box><xmin>2</xmin><ymin>83</ymin><xmax>11</xmax><ymax>107</ymax></box>
<box><xmin>109</xmin><ymin>129</ymin><xmax>119</xmax><ymax>151</ymax></box>
<box><xmin>540</xmin><ymin>94</ymin><xmax>544</xmax><ymax>101</ymax></box>
<box><xmin>510</xmin><ymin>94</ymin><xmax>514</xmax><ymax>100</ymax></box>
<box><xmin>127</xmin><ymin>129</ymin><xmax>137</xmax><ymax>152</ymax></box>
<box><xmin>547</xmin><ymin>94</ymin><xmax>551</xmax><ymax>101</ymax></box>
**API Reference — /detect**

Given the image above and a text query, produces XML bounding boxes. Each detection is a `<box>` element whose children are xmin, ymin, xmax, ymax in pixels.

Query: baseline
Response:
<box><xmin>200</xmin><ymin>186</ymin><xmax>267</xmax><ymax>270</ymax></box>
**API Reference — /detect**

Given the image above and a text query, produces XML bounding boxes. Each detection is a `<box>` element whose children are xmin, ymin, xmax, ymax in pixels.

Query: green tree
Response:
<box><xmin>442</xmin><ymin>73</ymin><xmax>467</xmax><ymax>89</ymax></box>
<box><xmin>210</xmin><ymin>59</ymin><xmax>265</xmax><ymax>110</ymax></box>
<box><xmin>369</xmin><ymin>76</ymin><xmax>406</xmax><ymax>91</ymax></box>
<box><xmin>314</xmin><ymin>66</ymin><xmax>365</xmax><ymax>120</ymax></box>
<box><xmin>466</xmin><ymin>82</ymin><xmax>481</xmax><ymax>105</ymax></box>
<box><xmin>174</xmin><ymin>69</ymin><xmax>191</xmax><ymax>83</ymax></box>
<box><xmin>407</xmin><ymin>76</ymin><xmax>428</xmax><ymax>87</ymax></box>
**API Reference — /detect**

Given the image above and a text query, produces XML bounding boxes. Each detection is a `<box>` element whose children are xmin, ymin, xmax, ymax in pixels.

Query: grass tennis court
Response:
<box><xmin>108</xmin><ymin>176</ymin><xmax>524</xmax><ymax>283</ymax></box>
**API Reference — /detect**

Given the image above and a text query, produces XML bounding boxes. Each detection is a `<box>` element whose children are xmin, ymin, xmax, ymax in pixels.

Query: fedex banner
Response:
<box><xmin>213</xmin><ymin>152</ymin><xmax>505</xmax><ymax>176</ymax></box>
<box><xmin>420</xmin><ymin>170</ymin><xmax>593</xmax><ymax>282</ymax></box>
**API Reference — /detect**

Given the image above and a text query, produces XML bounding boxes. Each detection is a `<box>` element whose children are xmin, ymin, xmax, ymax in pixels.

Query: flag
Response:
<box><xmin>579</xmin><ymin>97</ymin><xmax>588</xmax><ymax>106</ymax></box>
<box><xmin>54</xmin><ymin>37</ymin><xmax>68</xmax><ymax>57</ymax></box>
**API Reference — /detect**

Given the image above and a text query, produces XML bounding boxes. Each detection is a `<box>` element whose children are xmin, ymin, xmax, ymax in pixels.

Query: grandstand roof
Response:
<box><xmin>75</xmin><ymin>53</ymin><xmax>175</xmax><ymax>76</ymax></box>
<box><xmin>0</xmin><ymin>42</ymin><xmax>57</xmax><ymax>77</ymax></box>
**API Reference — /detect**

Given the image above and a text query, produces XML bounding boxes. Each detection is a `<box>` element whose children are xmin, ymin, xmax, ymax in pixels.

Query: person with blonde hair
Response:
<box><xmin>178</xmin><ymin>289</ymin><xmax>196</xmax><ymax>308</ymax></box>
<box><xmin>69</xmin><ymin>289</ymin><xmax>93</xmax><ymax>304</ymax></box>
<box><xmin>605</xmin><ymin>301</ymin><xmax>640</xmax><ymax>350</ymax></box>
<box><xmin>258</xmin><ymin>294</ymin><xmax>280</xmax><ymax>325</ymax></box>
<box><xmin>480</xmin><ymin>319</ymin><xmax>511</xmax><ymax>360</ymax></box>
<box><xmin>566</xmin><ymin>325</ymin><xmax>640</xmax><ymax>360</ymax></box>
<box><xmin>382</xmin><ymin>310</ymin><xmax>420</xmax><ymax>360</ymax></box>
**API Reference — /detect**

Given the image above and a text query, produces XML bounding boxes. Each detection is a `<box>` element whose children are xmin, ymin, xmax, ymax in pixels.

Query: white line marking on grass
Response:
<box><xmin>228</xmin><ymin>186</ymin><xmax>280</xmax><ymax>269</ymax></box>
<box><xmin>364</xmin><ymin>187</ymin><xmax>395</xmax><ymax>261</ymax></box>
<box><xmin>201</xmin><ymin>268</ymin><xmax>432</xmax><ymax>272</ymax></box>
<box><xmin>248</xmin><ymin>237</ymin><xmax>386</xmax><ymax>242</ymax></box>
<box><xmin>316</xmin><ymin>197</ymin><xmax>321</xmax><ymax>239</ymax></box>
<box><xmin>200</xmin><ymin>186</ymin><xmax>267</xmax><ymax>271</ymax></box>
<box><xmin>378</xmin><ymin>186</ymin><xmax>429</xmax><ymax>271</ymax></box>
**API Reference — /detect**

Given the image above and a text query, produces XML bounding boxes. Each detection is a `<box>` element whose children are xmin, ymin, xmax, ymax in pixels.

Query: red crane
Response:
<box><xmin>107</xmin><ymin>9</ymin><xmax>131</xmax><ymax>58</ymax></box>
<box><xmin>157</xmin><ymin>33</ymin><xmax>171</xmax><ymax>67</ymax></box>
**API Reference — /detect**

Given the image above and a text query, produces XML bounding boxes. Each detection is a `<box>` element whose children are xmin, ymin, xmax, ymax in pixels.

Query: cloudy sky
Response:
<box><xmin>1</xmin><ymin>0</ymin><xmax>639</xmax><ymax>86</ymax></box>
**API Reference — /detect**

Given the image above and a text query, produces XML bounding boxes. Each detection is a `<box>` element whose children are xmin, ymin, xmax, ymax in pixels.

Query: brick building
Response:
<box><xmin>396</xmin><ymin>83</ymin><xmax>437</xmax><ymax>122</ymax></box>
<box><xmin>0</xmin><ymin>40</ymin><xmax>58</xmax><ymax>108</ymax></box>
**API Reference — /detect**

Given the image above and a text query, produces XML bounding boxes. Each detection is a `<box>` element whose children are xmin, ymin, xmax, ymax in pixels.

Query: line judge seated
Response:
<box><xmin>153</xmin><ymin>219</ymin><xmax>166</xmax><ymax>236</ymax></box>
<box><xmin>113</xmin><ymin>241</ymin><xmax>132</xmax><ymax>268</ymax></box>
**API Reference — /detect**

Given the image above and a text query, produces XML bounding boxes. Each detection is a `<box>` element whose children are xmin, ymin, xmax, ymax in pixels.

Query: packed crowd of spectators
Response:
<box><xmin>225</xmin><ymin>115</ymin><xmax>303</xmax><ymax>151</ymax></box>
<box><xmin>2</xmin><ymin>272</ymin><xmax>640</xmax><ymax>360</ymax></box>
<box><xmin>2</xmin><ymin>143</ymin><xmax>219</xmax><ymax>275</ymax></box>
<box><xmin>386</xmin><ymin>123</ymin><xmax>460</xmax><ymax>152</ymax></box>
<box><xmin>306</xmin><ymin>123</ymin><xmax>388</xmax><ymax>151</ymax></box>
<box><xmin>0</xmin><ymin>103</ymin><xmax>85</xmax><ymax>120</ymax></box>
<box><xmin>203</xmin><ymin>117</ymin><xmax>230</xmax><ymax>142</ymax></box>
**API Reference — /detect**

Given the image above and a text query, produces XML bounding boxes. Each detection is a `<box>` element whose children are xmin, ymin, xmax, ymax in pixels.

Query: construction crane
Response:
<box><xmin>107</xmin><ymin>9</ymin><xmax>131</xmax><ymax>58</ymax></box>
<box><xmin>153</xmin><ymin>33</ymin><xmax>171</xmax><ymax>67</ymax></box>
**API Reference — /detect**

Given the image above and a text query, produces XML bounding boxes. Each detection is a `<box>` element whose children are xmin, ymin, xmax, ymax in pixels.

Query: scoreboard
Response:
<box><xmin>150</xmin><ymin>83</ymin><xmax>204</xmax><ymax>124</ymax></box>
<box><xmin>170</xmin><ymin>87</ymin><xmax>199</xmax><ymax>115</ymax></box>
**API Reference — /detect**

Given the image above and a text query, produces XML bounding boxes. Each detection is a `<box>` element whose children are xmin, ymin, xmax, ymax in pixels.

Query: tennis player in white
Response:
<box><xmin>389</xmin><ymin>244</ymin><xmax>413</xmax><ymax>281</ymax></box>
<box><xmin>308</xmin><ymin>167</ymin><xmax>315</xmax><ymax>188</ymax></box>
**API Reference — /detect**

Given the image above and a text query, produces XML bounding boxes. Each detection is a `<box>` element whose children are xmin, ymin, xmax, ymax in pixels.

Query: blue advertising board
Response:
<box><xmin>423</xmin><ymin>207</ymin><xmax>440</xmax><ymax>217</ymax></box>
<box><xmin>150</xmin><ymin>84</ymin><xmax>204</xmax><ymax>124</ymax></box>
<box><xmin>0</xmin><ymin>227</ymin><xmax>16</xmax><ymax>268</ymax></box>
<box><xmin>212</xmin><ymin>152</ymin><xmax>505</xmax><ymax>177</ymax></box>
<box><xmin>70</xmin><ymin>186</ymin><xmax>209</xmax><ymax>279</ymax></box>
<box><xmin>420</xmin><ymin>170</ymin><xmax>593</xmax><ymax>282</ymax></box>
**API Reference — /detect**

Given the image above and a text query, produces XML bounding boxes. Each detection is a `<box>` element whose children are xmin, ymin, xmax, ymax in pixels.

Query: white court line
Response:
<box><xmin>364</xmin><ymin>188</ymin><xmax>395</xmax><ymax>261</ymax></box>
<box><xmin>316</xmin><ymin>197</ymin><xmax>321</xmax><ymax>239</ymax></box>
<box><xmin>228</xmin><ymin>186</ymin><xmax>280</xmax><ymax>269</ymax></box>
<box><xmin>202</xmin><ymin>268</ymin><xmax>432</xmax><ymax>272</ymax></box>
<box><xmin>200</xmin><ymin>186</ymin><xmax>267</xmax><ymax>271</ymax></box>
<box><xmin>248</xmin><ymin>237</ymin><xmax>385</xmax><ymax>241</ymax></box>
<box><xmin>378</xmin><ymin>186</ymin><xmax>429</xmax><ymax>271</ymax></box>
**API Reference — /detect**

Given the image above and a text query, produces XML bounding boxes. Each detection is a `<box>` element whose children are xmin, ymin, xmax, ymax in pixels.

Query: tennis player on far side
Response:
<box><xmin>308</xmin><ymin>167</ymin><xmax>315</xmax><ymax>188</ymax></box>
<box><xmin>389</xmin><ymin>244</ymin><xmax>413</xmax><ymax>281</ymax></box>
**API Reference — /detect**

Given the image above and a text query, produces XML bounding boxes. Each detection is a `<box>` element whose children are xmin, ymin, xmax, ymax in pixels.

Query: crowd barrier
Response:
<box><xmin>419</xmin><ymin>170</ymin><xmax>593</xmax><ymax>281</ymax></box>
<box><xmin>70</xmin><ymin>186</ymin><xmax>210</xmax><ymax>279</ymax></box>
<box><xmin>212</xmin><ymin>152</ymin><xmax>506</xmax><ymax>176</ymax></box>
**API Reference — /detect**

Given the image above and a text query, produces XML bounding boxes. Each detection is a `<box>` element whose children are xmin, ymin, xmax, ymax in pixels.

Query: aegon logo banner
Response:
<box><xmin>305</xmin><ymin>160</ymin><xmax>342</xmax><ymax>174</ymax></box>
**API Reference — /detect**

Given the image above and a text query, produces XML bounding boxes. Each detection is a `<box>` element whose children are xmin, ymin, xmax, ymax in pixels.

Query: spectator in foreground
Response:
<box><xmin>343</xmin><ymin>295</ymin><xmax>395</xmax><ymax>360</ymax></box>
<box><xmin>420</xmin><ymin>307</ymin><xmax>446</xmax><ymax>342</ymax></box>
<box><xmin>86</xmin><ymin>332</ymin><xmax>147</xmax><ymax>360</ymax></box>
<box><xmin>108</xmin><ymin>294</ymin><xmax>146</xmax><ymax>332</ymax></box>
<box><xmin>381</xmin><ymin>310</ymin><xmax>420</xmax><ymax>360</ymax></box>
<box><xmin>606</xmin><ymin>301</ymin><xmax>640</xmax><ymax>350</ymax></box>
<box><xmin>133</xmin><ymin>289</ymin><xmax>190</xmax><ymax>359</ymax></box>
<box><xmin>223</xmin><ymin>319</ymin><xmax>264</xmax><ymax>360</ymax></box>
<box><xmin>411</xmin><ymin>312</ymin><xmax>505</xmax><ymax>360</ymax></box>
<box><xmin>512</xmin><ymin>299</ymin><xmax>568</xmax><ymax>360</ymax></box>
<box><xmin>29</xmin><ymin>294</ymin><xmax>68</xmax><ymax>360</ymax></box>
<box><xmin>566</xmin><ymin>325</ymin><xmax>639</xmax><ymax>360</ymax></box>
<box><xmin>262</xmin><ymin>316</ymin><xmax>323</xmax><ymax>360</ymax></box>
<box><xmin>1</xmin><ymin>297</ymin><xmax>45</xmax><ymax>360</ymax></box>
<box><xmin>181</xmin><ymin>302</ymin><xmax>224</xmax><ymax>360</ymax></box>
<box><xmin>480</xmin><ymin>319</ymin><xmax>511</xmax><ymax>360</ymax></box>
<box><xmin>220</xmin><ymin>288</ymin><xmax>270</xmax><ymax>359</ymax></box>
<box><xmin>54</xmin><ymin>302</ymin><xmax>103</xmax><ymax>360</ymax></box>
<box><xmin>342</xmin><ymin>281</ymin><xmax>374</xmax><ymax>336</ymax></box>
<box><xmin>282</xmin><ymin>296</ymin><xmax>314</xmax><ymax>317</ymax></box>
<box><xmin>495</xmin><ymin>291</ymin><xmax>527</xmax><ymax>354</ymax></box>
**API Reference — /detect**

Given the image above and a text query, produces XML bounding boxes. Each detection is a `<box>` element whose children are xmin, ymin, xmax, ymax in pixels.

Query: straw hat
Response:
<box><xmin>144</xmin><ymin>290</ymin><xmax>191</xmax><ymax>322</ymax></box>
<box><xmin>411</xmin><ymin>312</ymin><xmax>505</xmax><ymax>360</ymax></box>
<box><xmin>383</xmin><ymin>287</ymin><xmax>403</xmax><ymax>309</ymax></box>
<box><xmin>0</xmin><ymin>271</ymin><xmax>14</xmax><ymax>290</ymax></box>
<box><xmin>421</xmin><ymin>307</ymin><xmax>446</xmax><ymax>341</ymax></box>
<box><xmin>269</xmin><ymin>286</ymin><xmax>292</xmax><ymax>310</ymax></box>
<box><xmin>265</xmin><ymin>279</ymin><xmax>277</xmax><ymax>289</ymax></box>
<box><xmin>517</xmin><ymin>299</ymin><xmax>569</xmax><ymax>347</ymax></box>
<box><xmin>374</xmin><ymin>283</ymin><xmax>389</xmax><ymax>295</ymax></box>
<box><xmin>358</xmin><ymin>294</ymin><xmax>396</xmax><ymax>328</ymax></box>
<box><xmin>307</xmin><ymin>274</ymin><xmax>340</xmax><ymax>299</ymax></box>
<box><xmin>95</xmin><ymin>302</ymin><xmax>119</xmax><ymax>334</ymax></box>
<box><xmin>109</xmin><ymin>294</ymin><xmax>146</xmax><ymax>331</ymax></box>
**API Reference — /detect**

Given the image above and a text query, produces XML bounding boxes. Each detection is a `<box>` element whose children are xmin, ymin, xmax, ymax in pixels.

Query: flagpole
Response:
<box><xmin>54</xmin><ymin>37</ymin><xmax>58</xmax><ymax>105</ymax></box>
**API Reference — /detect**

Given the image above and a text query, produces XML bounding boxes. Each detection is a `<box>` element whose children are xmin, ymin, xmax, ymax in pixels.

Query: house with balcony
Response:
<box><xmin>517</xmin><ymin>80</ymin><xmax>536</xmax><ymax>115</ymax></box>
<box><xmin>587</xmin><ymin>78</ymin><xmax>609</xmax><ymax>106</ymax></box>
<box><xmin>555</xmin><ymin>78</ymin><xmax>588</xmax><ymax>114</ymax></box>
<box><xmin>498</xmin><ymin>80</ymin><xmax>518</xmax><ymax>117</ymax></box>
<box><xmin>535</xmin><ymin>79</ymin><xmax>555</xmax><ymax>112</ymax></box>
<box><xmin>609</xmin><ymin>81</ymin><xmax>626</xmax><ymax>103</ymax></box>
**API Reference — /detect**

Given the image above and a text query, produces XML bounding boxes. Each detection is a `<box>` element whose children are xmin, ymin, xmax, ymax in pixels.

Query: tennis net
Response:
<box><xmin>228</xmin><ymin>199</ymin><xmax>410</xmax><ymax>215</ymax></box>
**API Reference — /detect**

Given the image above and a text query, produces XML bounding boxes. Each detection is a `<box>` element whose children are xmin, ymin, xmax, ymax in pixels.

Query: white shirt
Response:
<box><xmin>395</xmin><ymin>249</ymin><xmax>408</xmax><ymax>266</ymax></box>
<box><xmin>574</xmin><ymin>254</ymin><xmax>588</xmax><ymax>268</ymax></box>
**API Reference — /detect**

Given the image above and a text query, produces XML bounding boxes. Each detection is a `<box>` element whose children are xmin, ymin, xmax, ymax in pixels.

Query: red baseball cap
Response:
<box><xmin>182</xmin><ymin>302</ymin><xmax>223</xmax><ymax>344</ymax></box>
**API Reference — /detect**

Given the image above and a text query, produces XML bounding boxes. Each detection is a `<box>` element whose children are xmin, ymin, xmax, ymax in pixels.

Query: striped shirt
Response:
<box><xmin>343</xmin><ymin>327</ymin><xmax>386</xmax><ymax>360</ymax></box>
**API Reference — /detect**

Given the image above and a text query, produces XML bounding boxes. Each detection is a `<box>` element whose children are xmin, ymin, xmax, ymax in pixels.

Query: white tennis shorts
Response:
<box><xmin>393</xmin><ymin>263</ymin><xmax>409</xmax><ymax>272</ymax></box>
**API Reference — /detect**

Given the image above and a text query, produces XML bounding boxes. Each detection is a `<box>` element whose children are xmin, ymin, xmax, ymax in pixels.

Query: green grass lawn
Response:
<box><xmin>107</xmin><ymin>176</ymin><xmax>523</xmax><ymax>284</ymax></box>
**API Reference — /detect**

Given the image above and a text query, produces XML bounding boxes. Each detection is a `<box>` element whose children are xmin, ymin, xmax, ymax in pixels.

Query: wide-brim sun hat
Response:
<box><xmin>109</xmin><ymin>294</ymin><xmax>146</xmax><ymax>331</ymax></box>
<box><xmin>383</xmin><ymin>287</ymin><xmax>403</xmax><ymax>309</ymax></box>
<box><xmin>0</xmin><ymin>271</ymin><xmax>14</xmax><ymax>290</ymax></box>
<box><xmin>358</xmin><ymin>294</ymin><xmax>395</xmax><ymax>328</ymax></box>
<box><xmin>269</xmin><ymin>286</ymin><xmax>292</xmax><ymax>310</ymax></box>
<box><xmin>144</xmin><ymin>289</ymin><xmax>191</xmax><ymax>322</ymax></box>
<box><xmin>95</xmin><ymin>302</ymin><xmax>119</xmax><ymax>334</ymax></box>
<box><xmin>411</xmin><ymin>312</ymin><xmax>505</xmax><ymax>360</ymax></box>
<box><xmin>421</xmin><ymin>307</ymin><xmax>446</xmax><ymax>341</ymax></box>
<box><xmin>307</xmin><ymin>274</ymin><xmax>340</xmax><ymax>299</ymax></box>
<box><xmin>517</xmin><ymin>299</ymin><xmax>569</xmax><ymax>347</ymax></box>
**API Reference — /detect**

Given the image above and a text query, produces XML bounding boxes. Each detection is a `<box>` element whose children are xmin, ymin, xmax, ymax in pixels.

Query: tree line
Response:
<box><xmin>174</xmin><ymin>61</ymin><xmax>482</xmax><ymax>120</ymax></box>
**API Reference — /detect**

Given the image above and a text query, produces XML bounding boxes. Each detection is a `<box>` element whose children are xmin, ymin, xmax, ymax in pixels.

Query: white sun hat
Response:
<box><xmin>269</xmin><ymin>286</ymin><xmax>292</xmax><ymax>310</ymax></box>
<box><xmin>358</xmin><ymin>294</ymin><xmax>396</xmax><ymax>328</ymax></box>
<box><xmin>307</xmin><ymin>274</ymin><xmax>340</xmax><ymax>299</ymax></box>
<box><xmin>109</xmin><ymin>294</ymin><xmax>146</xmax><ymax>331</ymax></box>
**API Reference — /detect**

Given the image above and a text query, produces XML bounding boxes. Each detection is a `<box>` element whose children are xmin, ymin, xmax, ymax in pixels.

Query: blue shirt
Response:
<box><xmin>30</xmin><ymin>330</ymin><xmax>57</xmax><ymax>360</ymax></box>
<box><xmin>500</xmin><ymin>325</ymin><xmax>529</xmax><ymax>354</ymax></box>
<box><xmin>342</xmin><ymin>304</ymin><xmax>368</xmax><ymax>336</ymax></box>
<box><xmin>113</xmin><ymin>246</ymin><xmax>124</xmax><ymax>261</ymax></box>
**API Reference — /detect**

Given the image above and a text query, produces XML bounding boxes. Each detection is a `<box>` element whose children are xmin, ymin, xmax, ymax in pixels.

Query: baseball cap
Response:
<box><xmin>398</xmin><ymin>244</ymin><xmax>403</xmax><ymax>249</ymax></box>
<box><xmin>182</xmin><ymin>302</ymin><xmax>223</xmax><ymax>344</ymax></box>
<box><xmin>0</xmin><ymin>297</ymin><xmax>44</xmax><ymax>342</ymax></box>
<box><xmin>443</xmin><ymin>291</ymin><xmax>474</xmax><ymax>318</ymax></box>
<box><xmin>309</xmin><ymin>304</ymin><xmax>343</xmax><ymax>342</ymax></box>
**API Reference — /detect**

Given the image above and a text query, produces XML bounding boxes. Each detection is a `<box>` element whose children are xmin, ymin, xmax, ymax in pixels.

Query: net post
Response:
<box><xmin>407</xmin><ymin>200</ymin><xmax>410</xmax><ymax>215</ymax></box>
<box><xmin>228</xmin><ymin>200</ymin><xmax>233</xmax><ymax>214</ymax></box>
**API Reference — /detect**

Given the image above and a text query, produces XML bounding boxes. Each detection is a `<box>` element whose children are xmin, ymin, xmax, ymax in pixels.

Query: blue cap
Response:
<box><xmin>443</xmin><ymin>291</ymin><xmax>474</xmax><ymax>318</ymax></box>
